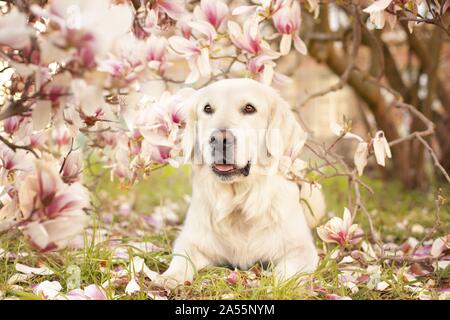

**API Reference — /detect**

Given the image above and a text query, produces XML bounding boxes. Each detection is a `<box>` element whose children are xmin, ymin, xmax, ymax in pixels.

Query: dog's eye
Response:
<box><xmin>242</xmin><ymin>104</ymin><xmax>257</xmax><ymax>114</ymax></box>
<box><xmin>203</xmin><ymin>104</ymin><xmax>213</xmax><ymax>114</ymax></box>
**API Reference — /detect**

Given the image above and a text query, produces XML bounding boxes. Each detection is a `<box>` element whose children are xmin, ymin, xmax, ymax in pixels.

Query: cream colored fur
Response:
<box><xmin>155</xmin><ymin>79</ymin><xmax>324</xmax><ymax>288</ymax></box>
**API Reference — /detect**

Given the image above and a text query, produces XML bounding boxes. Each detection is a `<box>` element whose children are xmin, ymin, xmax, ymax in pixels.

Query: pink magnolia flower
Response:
<box><xmin>146</xmin><ymin>35</ymin><xmax>168</xmax><ymax>71</ymax></box>
<box><xmin>177</xmin><ymin>17</ymin><xmax>193</xmax><ymax>38</ymax></box>
<box><xmin>22</xmin><ymin>202</ymin><xmax>88</xmax><ymax>252</ymax></box>
<box><xmin>196</xmin><ymin>0</ymin><xmax>229</xmax><ymax>30</ymax></box>
<box><xmin>52</xmin><ymin>125</ymin><xmax>72</xmax><ymax>147</ymax></box>
<box><xmin>121</xmin><ymin>90</ymin><xmax>190</xmax><ymax>171</ymax></box>
<box><xmin>3</xmin><ymin>116</ymin><xmax>25</xmax><ymax>135</ymax></box>
<box><xmin>188</xmin><ymin>20</ymin><xmax>217</xmax><ymax>43</ymax></box>
<box><xmin>247</xmin><ymin>53</ymin><xmax>280</xmax><ymax>85</ymax></box>
<box><xmin>0</xmin><ymin>145</ymin><xmax>29</xmax><ymax>172</ymax></box>
<box><xmin>168</xmin><ymin>36</ymin><xmax>211</xmax><ymax>83</ymax></box>
<box><xmin>17</xmin><ymin>157</ymin><xmax>89</xmax><ymax>251</ymax></box>
<box><xmin>152</xmin><ymin>0</ymin><xmax>185</xmax><ymax>20</ymax></box>
<box><xmin>97</xmin><ymin>34</ymin><xmax>157</xmax><ymax>87</ymax></box>
<box><xmin>272</xmin><ymin>1</ymin><xmax>307</xmax><ymax>55</ymax></box>
<box><xmin>133</xmin><ymin>8</ymin><xmax>158</xmax><ymax>39</ymax></box>
<box><xmin>152</xmin><ymin>90</ymin><xmax>188</xmax><ymax>129</ymax></box>
<box><xmin>317</xmin><ymin>208</ymin><xmax>364</xmax><ymax>246</ymax></box>
<box><xmin>142</xmin><ymin>144</ymin><xmax>172</xmax><ymax>164</ymax></box>
<box><xmin>0</xmin><ymin>7</ymin><xmax>33</xmax><ymax>49</ymax></box>
<box><xmin>70</xmin><ymin>79</ymin><xmax>105</xmax><ymax>115</ymax></box>
<box><xmin>228</xmin><ymin>19</ymin><xmax>264</xmax><ymax>55</ymax></box>
<box><xmin>110</xmin><ymin>140</ymin><xmax>132</xmax><ymax>182</ymax></box>
<box><xmin>98</xmin><ymin>58</ymin><xmax>138</xmax><ymax>87</ymax></box>
<box><xmin>142</xmin><ymin>9</ymin><xmax>158</xmax><ymax>34</ymax></box>
<box><xmin>31</xmin><ymin>0</ymin><xmax>133</xmax><ymax>65</ymax></box>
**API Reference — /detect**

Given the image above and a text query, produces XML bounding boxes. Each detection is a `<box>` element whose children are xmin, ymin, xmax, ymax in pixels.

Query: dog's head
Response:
<box><xmin>182</xmin><ymin>78</ymin><xmax>306</xmax><ymax>183</ymax></box>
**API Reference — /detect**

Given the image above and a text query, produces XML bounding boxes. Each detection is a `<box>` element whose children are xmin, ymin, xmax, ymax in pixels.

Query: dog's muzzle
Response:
<box><xmin>209</xmin><ymin>129</ymin><xmax>250</xmax><ymax>178</ymax></box>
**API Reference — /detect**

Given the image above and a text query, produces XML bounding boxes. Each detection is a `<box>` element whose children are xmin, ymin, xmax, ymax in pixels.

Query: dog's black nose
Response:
<box><xmin>210</xmin><ymin>129</ymin><xmax>236</xmax><ymax>164</ymax></box>
<box><xmin>209</xmin><ymin>129</ymin><xmax>235</xmax><ymax>146</ymax></box>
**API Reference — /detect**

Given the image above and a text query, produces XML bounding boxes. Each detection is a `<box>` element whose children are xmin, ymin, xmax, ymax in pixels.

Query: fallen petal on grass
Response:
<box><xmin>33</xmin><ymin>280</ymin><xmax>62</xmax><ymax>299</ymax></box>
<box><xmin>16</xmin><ymin>263</ymin><xmax>54</xmax><ymax>275</ymax></box>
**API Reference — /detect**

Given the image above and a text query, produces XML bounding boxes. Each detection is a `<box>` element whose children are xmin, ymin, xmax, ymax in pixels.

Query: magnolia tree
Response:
<box><xmin>0</xmin><ymin>0</ymin><xmax>448</xmax><ymax>259</ymax></box>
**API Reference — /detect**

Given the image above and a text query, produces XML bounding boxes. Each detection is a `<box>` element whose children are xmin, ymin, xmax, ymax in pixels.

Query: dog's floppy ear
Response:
<box><xmin>265</xmin><ymin>93</ymin><xmax>307</xmax><ymax>160</ymax></box>
<box><xmin>179</xmin><ymin>88</ymin><xmax>198</xmax><ymax>164</ymax></box>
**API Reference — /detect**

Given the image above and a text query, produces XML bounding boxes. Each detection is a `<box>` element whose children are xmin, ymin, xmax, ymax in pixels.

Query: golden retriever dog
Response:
<box><xmin>156</xmin><ymin>78</ymin><xmax>324</xmax><ymax>288</ymax></box>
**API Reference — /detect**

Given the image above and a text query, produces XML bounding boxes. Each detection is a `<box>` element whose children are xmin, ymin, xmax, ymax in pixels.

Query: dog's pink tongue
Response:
<box><xmin>214</xmin><ymin>164</ymin><xmax>235</xmax><ymax>172</ymax></box>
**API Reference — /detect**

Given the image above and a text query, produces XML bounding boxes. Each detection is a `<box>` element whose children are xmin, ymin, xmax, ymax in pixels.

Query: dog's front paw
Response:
<box><xmin>153</xmin><ymin>272</ymin><xmax>187</xmax><ymax>290</ymax></box>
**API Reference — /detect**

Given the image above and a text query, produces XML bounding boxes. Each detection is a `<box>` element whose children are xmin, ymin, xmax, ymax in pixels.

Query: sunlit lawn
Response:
<box><xmin>0</xmin><ymin>164</ymin><xmax>449</xmax><ymax>300</ymax></box>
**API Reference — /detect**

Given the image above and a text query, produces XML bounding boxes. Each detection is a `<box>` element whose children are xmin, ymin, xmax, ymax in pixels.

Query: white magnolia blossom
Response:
<box><xmin>373</xmin><ymin>130</ymin><xmax>392</xmax><ymax>167</ymax></box>
<box><xmin>363</xmin><ymin>0</ymin><xmax>393</xmax><ymax>29</ymax></box>
<box><xmin>330</xmin><ymin>118</ymin><xmax>392</xmax><ymax>175</ymax></box>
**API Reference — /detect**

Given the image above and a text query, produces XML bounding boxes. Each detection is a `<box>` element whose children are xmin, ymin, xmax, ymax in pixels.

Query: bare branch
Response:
<box><xmin>0</xmin><ymin>135</ymin><xmax>39</xmax><ymax>158</ymax></box>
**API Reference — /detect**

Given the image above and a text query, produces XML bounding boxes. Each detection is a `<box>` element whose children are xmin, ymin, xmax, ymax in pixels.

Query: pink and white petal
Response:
<box><xmin>431</xmin><ymin>237</ymin><xmax>447</xmax><ymax>258</ymax></box>
<box><xmin>83</xmin><ymin>284</ymin><xmax>107</xmax><ymax>300</ymax></box>
<box><xmin>354</xmin><ymin>142</ymin><xmax>369</xmax><ymax>176</ymax></box>
<box><xmin>185</xmin><ymin>64</ymin><xmax>200</xmax><ymax>84</ymax></box>
<box><xmin>168</xmin><ymin>36</ymin><xmax>199</xmax><ymax>56</ymax></box>
<box><xmin>66</xmin><ymin>289</ymin><xmax>87</xmax><ymax>300</ymax></box>
<box><xmin>33</xmin><ymin>280</ymin><xmax>62</xmax><ymax>299</ymax></box>
<box><xmin>373</xmin><ymin>135</ymin><xmax>386</xmax><ymax>166</ymax></box>
<box><xmin>280</xmin><ymin>34</ymin><xmax>292</xmax><ymax>55</ymax></box>
<box><xmin>40</xmin><ymin>212</ymin><xmax>89</xmax><ymax>249</ymax></box>
<box><xmin>141</xmin><ymin>131</ymin><xmax>172</xmax><ymax>147</ymax></box>
<box><xmin>214</xmin><ymin>1</ymin><xmax>229</xmax><ymax>27</ymax></box>
<box><xmin>0</xmin><ymin>200</ymin><xmax>20</xmax><ymax>232</ymax></box>
<box><xmin>158</xmin><ymin>0</ymin><xmax>185</xmax><ymax>20</ymax></box>
<box><xmin>131</xmin><ymin>256</ymin><xmax>158</xmax><ymax>281</ymax></box>
<box><xmin>293</xmin><ymin>35</ymin><xmax>308</xmax><ymax>55</ymax></box>
<box><xmin>197</xmin><ymin>48</ymin><xmax>211</xmax><ymax>77</ymax></box>
<box><xmin>262</xmin><ymin>64</ymin><xmax>274</xmax><ymax>85</ymax></box>
<box><xmin>376</xmin><ymin>281</ymin><xmax>390</xmax><ymax>291</ymax></box>
<box><xmin>317</xmin><ymin>226</ymin><xmax>334</xmax><ymax>243</ymax></box>
<box><xmin>188</xmin><ymin>20</ymin><xmax>217</xmax><ymax>42</ymax></box>
<box><xmin>273</xmin><ymin>72</ymin><xmax>292</xmax><ymax>85</ymax></box>
<box><xmin>22</xmin><ymin>221</ymin><xmax>50</xmax><ymax>250</ymax></box>
<box><xmin>125</xmin><ymin>278</ymin><xmax>140</xmax><ymax>295</ymax></box>
<box><xmin>342</xmin><ymin>208</ymin><xmax>353</xmax><ymax>231</ymax></box>
<box><xmin>231</xmin><ymin>5</ymin><xmax>256</xmax><ymax>16</ymax></box>
<box><xmin>443</xmin><ymin>0</ymin><xmax>450</xmax><ymax>13</ymax></box>
<box><xmin>15</xmin><ymin>263</ymin><xmax>54</xmax><ymax>275</ymax></box>
<box><xmin>383</xmin><ymin>136</ymin><xmax>392</xmax><ymax>158</ymax></box>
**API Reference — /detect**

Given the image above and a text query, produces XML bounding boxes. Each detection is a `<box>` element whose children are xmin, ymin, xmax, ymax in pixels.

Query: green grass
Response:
<box><xmin>0</xmin><ymin>165</ymin><xmax>449</xmax><ymax>300</ymax></box>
